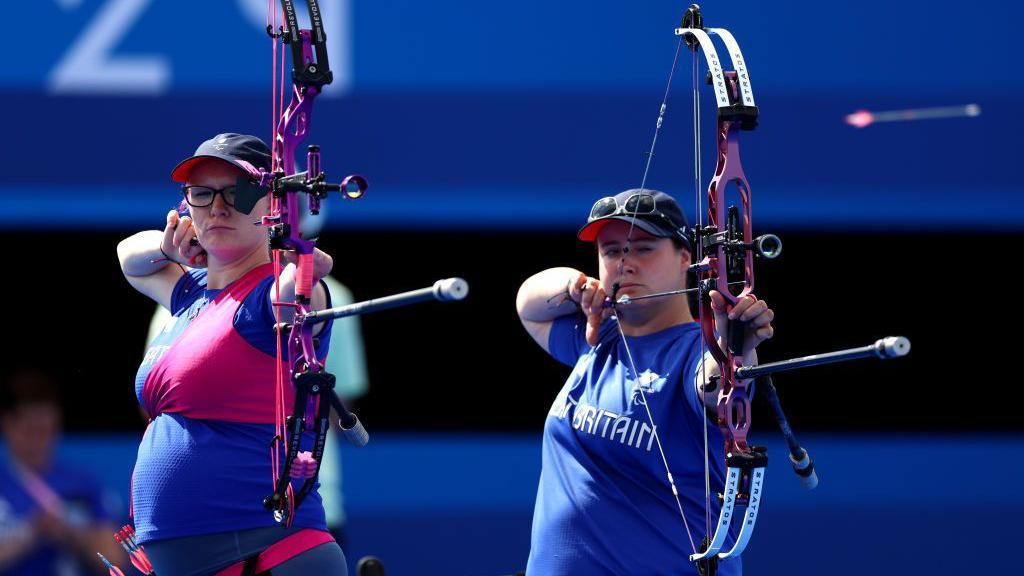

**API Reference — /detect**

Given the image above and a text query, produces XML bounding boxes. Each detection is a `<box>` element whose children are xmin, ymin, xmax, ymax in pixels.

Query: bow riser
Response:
<box><xmin>699</xmin><ymin>114</ymin><xmax>757</xmax><ymax>458</ymax></box>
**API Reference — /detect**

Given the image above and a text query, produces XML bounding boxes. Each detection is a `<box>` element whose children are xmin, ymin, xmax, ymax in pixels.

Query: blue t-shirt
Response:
<box><xmin>526</xmin><ymin>315</ymin><xmax>740</xmax><ymax>576</ymax></box>
<box><xmin>0</xmin><ymin>454</ymin><xmax>114</xmax><ymax>576</ymax></box>
<box><xmin>132</xmin><ymin>268</ymin><xmax>333</xmax><ymax>543</ymax></box>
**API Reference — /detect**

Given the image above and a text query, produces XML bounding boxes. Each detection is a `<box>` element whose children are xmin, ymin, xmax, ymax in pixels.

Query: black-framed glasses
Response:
<box><xmin>182</xmin><ymin>185</ymin><xmax>237</xmax><ymax>208</ymax></box>
<box><xmin>588</xmin><ymin>193</ymin><xmax>658</xmax><ymax>221</ymax></box>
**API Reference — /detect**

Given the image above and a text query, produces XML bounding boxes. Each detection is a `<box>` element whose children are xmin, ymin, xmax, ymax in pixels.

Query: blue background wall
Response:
<box><xmin>4</xmin><ymin>0</ymin><xmax>1021</xmax><ymax>231</ymax></box>
<box><xmin>4</xmin><ymin>1</ymin><xmax>1021</xmax><ymax>575</ymax></box>
<box><xmin>57</xmin><ymin>433</ymin><xmax>1024</xmax><ymax>575</ymax></box>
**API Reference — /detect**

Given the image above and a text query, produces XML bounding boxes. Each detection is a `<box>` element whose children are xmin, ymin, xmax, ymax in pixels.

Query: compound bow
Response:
<box><xmin>608</xmin><ymin>5</ymin><xmax>910</xmax><ymax>574</ymax></box>
<box><xmin>245</xmin><ymin>0</ymin><xmax>469</xmax><ymax>526</ymax></box>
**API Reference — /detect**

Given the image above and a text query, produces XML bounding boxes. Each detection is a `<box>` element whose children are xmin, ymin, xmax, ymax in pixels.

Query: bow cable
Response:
<box><xmin>607</xmin><ymin>25</ymin><xmax>704</xmax><ymax>560</ymax></box>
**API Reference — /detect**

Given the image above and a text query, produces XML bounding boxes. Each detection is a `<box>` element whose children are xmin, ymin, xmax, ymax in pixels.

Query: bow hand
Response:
<box><xmin>281</xmin><ymin>246</ymin><xmax>334</xmax><ymax>282</ymax></box>
<box><xmin>709</xmin><ymin>290</ymin><xmax>774</xmax><ymax>360</ymax></box>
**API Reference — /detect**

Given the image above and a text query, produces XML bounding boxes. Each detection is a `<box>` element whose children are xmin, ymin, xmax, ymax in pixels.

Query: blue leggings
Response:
<box><xmin>143</xmin><ymin>525</ymin><xmax>347</xmax><ymax>576</ymax></box>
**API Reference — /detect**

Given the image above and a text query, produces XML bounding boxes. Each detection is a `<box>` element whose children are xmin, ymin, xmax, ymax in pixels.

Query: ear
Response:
<box><xmin>678</xmin><ymin>244</ymin><xmax>692</xmax><ymax>269</ymax></box>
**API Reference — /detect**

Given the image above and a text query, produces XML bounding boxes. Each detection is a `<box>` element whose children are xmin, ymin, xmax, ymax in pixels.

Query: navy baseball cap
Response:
<box><xmin>171</xmin><ymin>133</ymin><xmax>272</xmax><ymax>183</ymax></box>
<box><xmin>578</xmin><ymin>189</ymin><xmax>692</xmax><ymax>250</ymax></box>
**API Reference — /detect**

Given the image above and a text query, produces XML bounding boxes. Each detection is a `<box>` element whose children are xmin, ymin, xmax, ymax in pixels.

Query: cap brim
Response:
<box><xmin>170</xmin><ymin>154</ymin><xmax>260</xmax><ymax>183</ymax></box>
<box><xmin>577</xmin><ymin>216</ymin><xmax>669</xmax><ymax>242</ymax></box>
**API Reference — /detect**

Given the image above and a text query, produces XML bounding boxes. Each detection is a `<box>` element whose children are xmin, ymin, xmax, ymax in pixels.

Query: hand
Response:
<box><xmin>161</xmin><ymin>210</ymin><xmax>207</xmax><ymax>267</ymax></box>
<box><xmin>281</xmin><ymin>247</ymin><xmax>333</xmax><ymax>281</ymax></box>
<box><xmin>709</xmin><ymin>290</ymin><xmax>774</xmax><ymax>358</ymax></box>
<box><xmin>570</xmin><ymin>273</ymin><xmax>610</xmax><ymax>346</ymax></box>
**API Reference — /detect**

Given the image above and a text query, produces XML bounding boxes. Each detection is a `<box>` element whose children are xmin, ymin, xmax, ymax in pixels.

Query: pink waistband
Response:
<box><xmin>215</xmin><ymin>529</ymin><xmax>335</xmax><ymax>576</ymax></box>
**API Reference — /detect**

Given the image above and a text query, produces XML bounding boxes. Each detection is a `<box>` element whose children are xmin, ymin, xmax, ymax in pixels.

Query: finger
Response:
<box><xmin>580</xmin><ymin>281</ymin><xmax>597</xmax><ymax>311</ymax></box>
<box><xmin>708</xmin><ymin>290</ymin><xmax>727</xmax><ymax>312</ymax></box>
<box><xmin>729</xmin><ymin>295</ymin><xmax>759</xmax><ymax>320</ymax></box>
<box><xmin>708</xmin><ymin>290</ymin><xmax>730</xmax><ymax>333</ymax></box>
<box><xmin>162</xmin><ymin>210</ymin><xmax>179</xmax><ymax>248</ymax></box>
<box><xmin>173</xmin><ymin>217</ymin><xmax>193</xmax><ymax>247</ymax></box>
<box><xmin>753</xmin><ymin>325</ymin><xmax>774</xmax><ymax>341</ymax></box>
<box><xmin>746</xmin><ymin>308</ymin><xmax>775</xmax><ymax>328</ymax></box>
<box><xmin>737</xmin><ymin>299</ymin><xmax>768</xmax><ymax>322</ymax></box>
<box><xmin>568</xmin><ymin>273</ymin><xmax>586</xmax><ymax>303</ymax></box>
<box><xmin>164</xmin><ymin>209</ymin><xmax>179</xmax><ymax>230</ymax></box>
<box><xmin>586</xmin><ymin>310</ymin><xmax>603</xmax><ymax>346</ymax></box>
<box><xmin>176</xmin><ymin>227</ymin><xmax>197</xmax><ymax>260</ymax></box>
<box><xmin>588</xmin><ymin>287</ymin><xmax>608</xmax><ymax>316</ymax></box>
<box><xmin>179</xmin><ymin>226</ymin><xmax>201</xmax><ymax>257</ymax></box>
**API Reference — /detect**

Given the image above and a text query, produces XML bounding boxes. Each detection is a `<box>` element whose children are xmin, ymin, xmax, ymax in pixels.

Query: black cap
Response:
<box><xmin>171</xmin><ymin>133</ymin><xmax>272</xmax><ymax>183</ymax></box>
<box><xmin>577</xmin><ymin>189</ymin><xmax>691</xmax><ymax>250</ymax></box>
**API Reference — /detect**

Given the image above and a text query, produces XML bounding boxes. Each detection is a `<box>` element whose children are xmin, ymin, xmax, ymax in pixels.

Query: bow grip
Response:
<box><xmin>728</xmin><ymin>311</ymin><xmax>746</xmax><ymax>357</ymax></box>
<box><xmin>297</xmin><ymin>253</ymin><xmax>314</xmax><ymax>298</ymax></box>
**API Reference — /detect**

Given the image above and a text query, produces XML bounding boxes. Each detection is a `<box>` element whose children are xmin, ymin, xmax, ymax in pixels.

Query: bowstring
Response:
<box><xmin>268</xmin><ymin>0</ymin><xmax>283</xmax><ymax>497</ymax></box>
<box><xmin>691</xmin><ymin>32</ymin><xmax>714</xmax><ymax>542</ymax></box>
<box><xmin>268</xmin><ymin>0</ymin><xmax>297</xmax><ymax>521</ymax></box>
<box><xmin>610</xmin><ymin>34</ymin><xmax>700</xmax><ymax>556</ymax></box>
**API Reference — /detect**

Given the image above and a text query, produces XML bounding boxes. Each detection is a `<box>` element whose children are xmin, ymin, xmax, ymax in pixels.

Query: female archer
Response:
<box><xmin>117</xmin><ymin>133</ymin><xmax>347</xmax><ymax>575</ymax></box>
<box><xmin>515</xmin><ymin>189</ymin><xmax>775</xmax><ymax>576</ymax></box>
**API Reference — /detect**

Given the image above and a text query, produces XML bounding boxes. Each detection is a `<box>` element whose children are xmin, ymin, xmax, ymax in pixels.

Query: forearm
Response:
<box><xmin>117</xmin><ymin>230</ymin><xmax>171</xmax><ymax>277</ymax></box>
<box><xmin>516</xmin><ymin>267</ymin><xmax>585</xmax><ymax>323</ymax></box>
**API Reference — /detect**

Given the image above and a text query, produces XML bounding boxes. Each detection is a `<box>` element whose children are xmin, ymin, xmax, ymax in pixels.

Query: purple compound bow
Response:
<box><xmin>244</xmin><ymin>0</ymin><xmax>468</xmax><ymax>526</ymax></box>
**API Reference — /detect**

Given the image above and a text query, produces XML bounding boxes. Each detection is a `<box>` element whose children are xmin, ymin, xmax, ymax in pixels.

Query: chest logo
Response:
<box><xmin>632</xmin><ymin>369</ymin><xmax>668</xmax><ymax>404</ymax></box>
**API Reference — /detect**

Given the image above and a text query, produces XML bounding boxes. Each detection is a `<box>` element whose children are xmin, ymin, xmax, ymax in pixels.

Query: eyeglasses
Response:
<box><xmin>588</xmin><ymin>193</ymin><xmax>658</xmax><ymax>221</ymax></box>
<box><xmin>181</xmin><ymin>185</ymin><xmax>238</xmax><ymax>208</ymax></box>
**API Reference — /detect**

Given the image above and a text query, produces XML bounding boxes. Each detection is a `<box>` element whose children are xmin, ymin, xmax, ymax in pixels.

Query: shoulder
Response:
<box><xmin>170</xmin><ymin>268</ymin><xmax>209</xmax><ymax>314</ymax></box>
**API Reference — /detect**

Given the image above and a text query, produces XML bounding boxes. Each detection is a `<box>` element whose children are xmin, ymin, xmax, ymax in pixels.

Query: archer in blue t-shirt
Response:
<box><xmin>516</xmin><ymin>189</ymin><xmax>777</xmax><ymax>576</ymax></box>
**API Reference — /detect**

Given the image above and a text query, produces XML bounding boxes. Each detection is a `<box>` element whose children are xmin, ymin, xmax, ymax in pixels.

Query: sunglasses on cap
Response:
<box><xmin>588</xmin><ymin>193</ymin><xmax>681</xmax><ymax>231</ymax></box>
<box><xmin>587</xmin><ymin>192</ymin><xmax>692</xmax><ymax>248</ymax></box>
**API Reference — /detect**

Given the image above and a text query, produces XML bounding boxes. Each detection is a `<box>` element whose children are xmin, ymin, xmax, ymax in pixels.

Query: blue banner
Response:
<box><xmin>3</xmin><ymin>0</ymin><xmax>1020</xmax><ymax>230</ymax></box>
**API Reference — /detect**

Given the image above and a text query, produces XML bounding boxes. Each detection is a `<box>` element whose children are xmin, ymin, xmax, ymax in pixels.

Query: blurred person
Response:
<box><xmin>117</xmin><ymin>133</ymin><xmax>347</xmax><ymax>575</ymax></box>
<box><xmin>0</xmin><ymin>367</ymin><xmax>124</xmax><ymax>575</ymax></box>
<box><xmin>515</xmin><ymin>190</ymin><xmax>775</xmax><ymax>576</ymax></box>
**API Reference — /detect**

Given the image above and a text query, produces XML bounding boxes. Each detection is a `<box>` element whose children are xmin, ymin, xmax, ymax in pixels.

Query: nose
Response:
<box><xmin>209</xmin><ymin>191</ymin><xmax>232</xmax><ymax>216</ymax></box>
<box><xmin>618</xmin><ymin>246</ymin><xmax>638</xmax><ymax>275</ymax></box>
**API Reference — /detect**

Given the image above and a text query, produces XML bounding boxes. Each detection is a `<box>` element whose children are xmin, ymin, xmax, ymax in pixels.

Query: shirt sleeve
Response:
<box><xmin>234</xmin><ymin>275</ymin><xmax>335</xmax><ymax>359</ymax></box>
<box><xmin>547</xmin><ymin>313</ymin><xmax>590</xmax><ymax>367</ymax></box>
<box><xmin>169</xmin><ymin>268</ymin><xmax>206</xmax><ymax>315</ymax></box>
<box><xmin>683</xmin><ymin>347</ymin><xmax>707</xmax><ymax>417</ymax></box>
